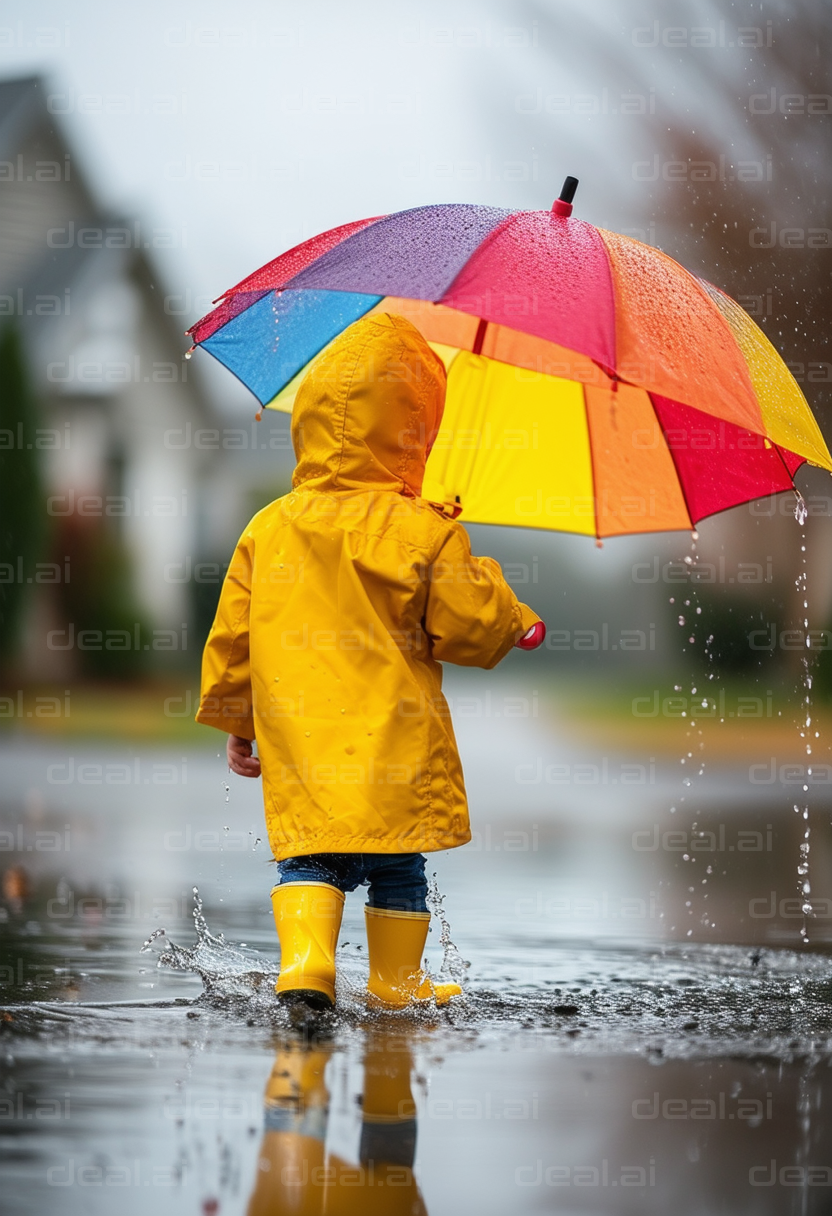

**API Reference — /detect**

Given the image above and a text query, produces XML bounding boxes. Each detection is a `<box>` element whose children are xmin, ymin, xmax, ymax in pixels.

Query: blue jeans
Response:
<box><xmin>276</xmin><ymin>852</ymin><xmax>428</xmax><ymax>913</ymax></box>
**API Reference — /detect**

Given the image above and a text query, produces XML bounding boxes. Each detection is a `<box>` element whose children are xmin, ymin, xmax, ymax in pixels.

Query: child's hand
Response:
<box><xmin>227</xmin><ymin>734</ymin><xmax>261</xmax><ymax>778</ymax></box>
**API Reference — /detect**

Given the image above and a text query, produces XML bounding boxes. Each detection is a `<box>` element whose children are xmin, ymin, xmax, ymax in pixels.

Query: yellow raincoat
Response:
<box><xmin>197</xmin><ymin>313</ymin><xmax>540</xmax><ymax>859</ymax></box>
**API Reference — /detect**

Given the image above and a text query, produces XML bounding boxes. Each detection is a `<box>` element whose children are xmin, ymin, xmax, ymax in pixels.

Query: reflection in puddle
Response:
<box><xmin>3</xmin><ymin>991</ymin><xmax>832</xmax><ymax>1216</ymax></box>
<box><xmin>249</xmin><ymin>1033</ymin><xmax>426</xmax><ymax>1216</ymax></box>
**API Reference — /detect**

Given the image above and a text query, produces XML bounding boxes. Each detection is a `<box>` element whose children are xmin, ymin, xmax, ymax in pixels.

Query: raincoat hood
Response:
<box><xmin>291</xmin><ymin>313</ymin><xmax>447</xmax><ymax>496</ymax></box>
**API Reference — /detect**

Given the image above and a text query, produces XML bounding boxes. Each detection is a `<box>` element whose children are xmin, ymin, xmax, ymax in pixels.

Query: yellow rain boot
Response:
<box><xmin>364</xmin><ymin>906</ymin><xmax>461</xmax><ymax>1009</ymax></box>
<box><xmin>271</xmin><ymin>882</ymin><xmax>345</xmax><ymax>1010</ymax></box>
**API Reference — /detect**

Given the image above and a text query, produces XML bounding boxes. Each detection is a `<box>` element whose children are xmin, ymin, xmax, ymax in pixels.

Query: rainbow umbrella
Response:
<box><xmin>187</xmin><ymin>180</ymin><xmax>832</xmax><ymax>540</ymax></box>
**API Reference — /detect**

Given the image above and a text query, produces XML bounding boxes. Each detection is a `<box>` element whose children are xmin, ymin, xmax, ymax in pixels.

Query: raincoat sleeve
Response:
<box><xmin>195</xmin><ymin>531</ymin><xmax>255</xmax><ymax>738</ymax></box>
<box><xmin>424</xmin><ymin>524</ymin><xmax>541</xmax><ymax>669</ymax></box>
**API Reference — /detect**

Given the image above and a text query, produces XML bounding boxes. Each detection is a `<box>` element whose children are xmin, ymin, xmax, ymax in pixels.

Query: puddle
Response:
<box><xmin>3</xmin><ymin>731</ymin><xmax>832</xmax><ymax>1213</ymax></box>
<box><xmin>4</xmin><ymin>909</ymin><xmax>832</xmax><ymax>1216</ymax></box>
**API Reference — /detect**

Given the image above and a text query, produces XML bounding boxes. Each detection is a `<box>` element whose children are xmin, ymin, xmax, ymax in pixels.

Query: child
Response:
<box><xmin>197</xmin><ymin>313</ymin><xmax>544</xmax><ymax>1011</ymax></box>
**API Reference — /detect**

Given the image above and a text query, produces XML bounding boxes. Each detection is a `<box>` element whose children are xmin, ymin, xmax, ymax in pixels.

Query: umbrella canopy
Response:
<box><xmin>188</xmin><ymin>199</ymin><xmax>832</xmax><ymax>539</ymax></box>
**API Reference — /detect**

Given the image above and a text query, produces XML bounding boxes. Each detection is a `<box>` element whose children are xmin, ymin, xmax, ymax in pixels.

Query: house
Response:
<box><xmin>0</xmin><ymin>75</ymin><xmax>220</xmax><ymax>677</ymax></box>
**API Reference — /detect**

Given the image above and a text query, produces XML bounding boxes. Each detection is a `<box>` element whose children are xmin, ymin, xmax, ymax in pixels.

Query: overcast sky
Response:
<box><xmin>2</xmin><ymin>0</ymin><xmax>702</xmax><ymax>313</ymax></box>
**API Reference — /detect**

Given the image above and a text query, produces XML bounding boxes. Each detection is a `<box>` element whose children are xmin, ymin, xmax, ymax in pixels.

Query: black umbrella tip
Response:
<box><xmin>552</xmin><ymin>176</ymin><xmax>579</xmax><ymax>216</ymax></box>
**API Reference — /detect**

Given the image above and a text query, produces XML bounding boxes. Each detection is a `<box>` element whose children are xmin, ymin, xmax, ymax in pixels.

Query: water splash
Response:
<box><xmin>426</xmin><ymin>875</ymin><xmax>470</xmax><ymax>985</ymax></box>
<box><xmin>794</xmin><ymin>491</ymin><xmax>808</xmax><ymax>526</ymax></box>
<box><xmin>141</xmin><ymin>887</ymin><xmax>278</xmax><ymax>1003</ymax></box>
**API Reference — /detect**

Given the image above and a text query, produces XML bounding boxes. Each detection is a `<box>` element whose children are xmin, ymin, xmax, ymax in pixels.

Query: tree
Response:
<box><xmin>0</xmin><ymin>326</ymin><xmax>42</xmax><ymax>666</ymax></box>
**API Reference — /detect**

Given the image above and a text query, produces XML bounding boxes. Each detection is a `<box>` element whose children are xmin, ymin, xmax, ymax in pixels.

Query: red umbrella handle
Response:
<box><xmin>515</xmin><ymin>621</ymin><xmax>547</xmax><ymax>650</ymax></box>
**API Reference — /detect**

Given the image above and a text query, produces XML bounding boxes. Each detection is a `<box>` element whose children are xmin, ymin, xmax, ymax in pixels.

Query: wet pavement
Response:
<box><xmin>3</xmin><ymin>676</ymin><xmax>832</xmax><ymax>1214</ymax></box>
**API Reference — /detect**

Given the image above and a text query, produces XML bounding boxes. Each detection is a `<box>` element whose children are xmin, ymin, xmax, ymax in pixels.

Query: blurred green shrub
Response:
<box><xmin>0</xmin><ymin>327</ymin><xmax>43</xmax><ymax>664</ymax></box>
<box><xmin>54</xmin><ymin>517</ymin><xmax>153</xmax><ymax>679</ymax></box>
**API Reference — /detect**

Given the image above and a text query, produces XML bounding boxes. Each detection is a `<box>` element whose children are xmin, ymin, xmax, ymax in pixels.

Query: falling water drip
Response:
<box><xmin>671</xmin><ymin>528</ymin><xmax>713</xmax><ymax>935</ymax></box>
<box><xmin>794</xmin><ymin>512</ymin><xmax>813</xmax><ymax>942</ymax></box>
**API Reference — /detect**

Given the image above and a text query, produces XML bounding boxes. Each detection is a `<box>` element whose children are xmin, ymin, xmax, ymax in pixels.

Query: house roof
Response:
<box><xmin>0</xmin><ymin>75</ymin><xmax>43</xmax><ymax>156</ymax></box>
<box><xmin>0</xmin><ymin>72</ymin><xmax>212</xmax><ymax>414</ymax></box>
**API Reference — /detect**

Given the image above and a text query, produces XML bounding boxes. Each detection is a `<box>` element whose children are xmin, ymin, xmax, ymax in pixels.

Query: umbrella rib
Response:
<box><xmin>772</xmin><ymin>441</ymin><xmax>798</xmax><ymax>489</ymax></box>
<box><xmin>583</xmin><ymin>384</ymin><xmax>601</xmax><ymax>542</ymax></box>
